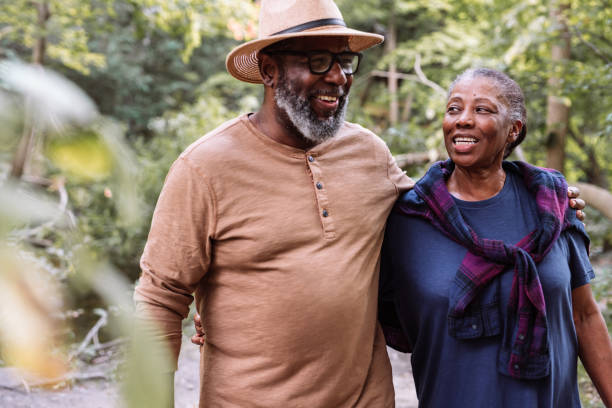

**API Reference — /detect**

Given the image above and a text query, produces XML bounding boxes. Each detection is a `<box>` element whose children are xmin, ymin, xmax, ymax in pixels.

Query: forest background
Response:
<box><xmin>0</xmin><ymin>0</ymin><xmax>611</xmax><ymax>407</ymax></box>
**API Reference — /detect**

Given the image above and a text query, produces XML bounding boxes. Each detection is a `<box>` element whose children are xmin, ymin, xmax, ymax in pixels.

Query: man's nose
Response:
<box><xmin>323</xmin><ymin>60</ymin><xmax>347</xmax><ymax>85</ymax></box>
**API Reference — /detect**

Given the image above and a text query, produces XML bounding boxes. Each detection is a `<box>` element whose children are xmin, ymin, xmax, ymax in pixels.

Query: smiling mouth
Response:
<box><xmin>316</xmin><ymin>94</ymin><xmax>339</xmax><ymax>103</ymax></box>
<box><xmin>453</xmin><ymin>137</ymin><xmax>478</xmax><ymax>145</ymax></box>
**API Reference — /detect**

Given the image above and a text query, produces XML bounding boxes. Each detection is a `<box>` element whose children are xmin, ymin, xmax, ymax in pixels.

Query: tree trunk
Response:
<box><xmin>545</xmin><ymin>1</ymin><xmax>571</xmax><ymax>172</ymax></box>
<box><xmin>32</xmin><ymin>1</ymin><xmax>50</xmax><ymax>65</ymax></box>
<box><xmin>385</xmin><ymin>2</ymin><xmax>399</xmax><ymax>126</ymax></box>
<box><xmin>400</xmin><ymin>93</ymin><xmax>413</xmax><ymax>122</ymax></box>
<box><xmin>10</xmin><ymin>1</ymin><xmax>50</xmax><ymax>179</ymax></box>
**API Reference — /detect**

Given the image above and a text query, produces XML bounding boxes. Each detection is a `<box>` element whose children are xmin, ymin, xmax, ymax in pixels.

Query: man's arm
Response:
<box><xmin>135</xmin><ymin>155</ymin><xmax>215</xmax><ymax>368</ymax></box>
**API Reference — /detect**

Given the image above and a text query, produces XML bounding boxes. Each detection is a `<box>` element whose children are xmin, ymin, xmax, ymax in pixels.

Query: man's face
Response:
<box><xmin>272</xmin><ymin>37</ymin><xmax>353</xmax><ymax>144</ymax></box>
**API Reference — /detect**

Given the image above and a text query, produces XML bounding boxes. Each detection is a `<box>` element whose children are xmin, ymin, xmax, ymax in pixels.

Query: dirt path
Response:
<box><xmin>0</xmin><ymin>339</ymin><xmax>418</xmax><ymax>408</ymax></box>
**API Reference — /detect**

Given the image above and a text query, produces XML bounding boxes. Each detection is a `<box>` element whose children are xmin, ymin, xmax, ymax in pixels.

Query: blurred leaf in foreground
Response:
<box><xmin>47</xmin><ymin>131</ymin><xmax>114</xmax><ymax>181</ymax></box>
<box><xmin>0</xmin><ymin>61</ymin><xmax>98</xmax><ymax>130</ymax></box>
<box><xmin>0</xmin><ymin>245</ymin><xmax>68</xmax><ymax>379</ymax></box>
<box><xmin>0</xmin><ymin>181</ymin><xmax>63</xmax><ymax>235</ymax></box>
<box><xmin>0</xmin><ymin>61</ymin><xmax>158</xmax><ymax>406</ymax></box>
<box><xmin>81</xmin><ymin>260</ymin><xmax>174</xmax><ymax>407</ymax></box>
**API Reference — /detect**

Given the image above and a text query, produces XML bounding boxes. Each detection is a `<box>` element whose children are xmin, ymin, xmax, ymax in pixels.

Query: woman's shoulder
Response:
<box><xmin>388</xmin><ymin>192</ymin><xmax>440</xmax><ymax>238</ymax></box>
<box><xmin>397</xmin><ymin>187</ymin><xmax>421</xmax><ymax>205</ymax></box>
<box><xmin>503</xmin><ymin>160</ymin><xmax>569</xmax><ymax>191</ymax></box>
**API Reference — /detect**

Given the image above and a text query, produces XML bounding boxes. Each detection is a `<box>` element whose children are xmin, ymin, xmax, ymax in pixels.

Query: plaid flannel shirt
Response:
<box><xmin>393</xmin><ymin>160</ymin><xmax>588</xmax><ymax>380</ymax></box>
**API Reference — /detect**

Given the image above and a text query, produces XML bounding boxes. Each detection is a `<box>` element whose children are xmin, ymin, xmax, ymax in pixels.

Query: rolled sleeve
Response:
<box><xmin>565</xmin><ymin>228</ymin><xmax>594</xmax><ymax>289</ymax></box>
<box><xmin>386</xmin><ymin>148</ymin><xmax>415</xmax><ymax>194</ymax></box>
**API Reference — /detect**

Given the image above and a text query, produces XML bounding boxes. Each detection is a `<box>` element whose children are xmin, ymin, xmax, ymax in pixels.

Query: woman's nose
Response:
<box><xmin>457</xmin><ymin>110</ymin><xmax>474</xmax><ymax>127</ymax></box>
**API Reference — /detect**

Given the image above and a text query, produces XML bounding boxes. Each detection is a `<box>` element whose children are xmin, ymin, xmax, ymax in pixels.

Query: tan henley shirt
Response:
<box><xmin>134</xmin><ymin>114</ymin><xmax>414</xmax><ymax>407</ymax></box>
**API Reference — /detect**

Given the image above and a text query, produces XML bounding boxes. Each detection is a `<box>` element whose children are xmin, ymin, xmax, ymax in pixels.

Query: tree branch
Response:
<box><xmin>413</xmin><ymin>54</ymin><xmax>447</xmax><ymax>97</ymax></box>
<box><xmin>369</xmin><ymin>54</ymin><xmax>447</xmax><ymax>98</ymax></box>
<box><xmin>571</xmin><ymin>26</ymin><xmax>612</xmax><ymax>64</ymax></box>
<box><xmin>394</xmin><ymin>150</ymin><xmax>440</xmax><ymax>168</ymax></box>
<box><xmin>568</xmin><ymin>128</ymin><xmax>608</xmax><ymax>189</ymax></box>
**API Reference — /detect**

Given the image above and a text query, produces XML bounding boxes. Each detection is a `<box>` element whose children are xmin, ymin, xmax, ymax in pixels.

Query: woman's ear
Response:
<box><xmin>259</xmin><ymin>54</ymin><xmax>278</xmax><ymax>88</ymax></box>
<box><xmin>508</xmin><ymin>120</ymin><xmax>523</xmax><ymax>143</ymax></box>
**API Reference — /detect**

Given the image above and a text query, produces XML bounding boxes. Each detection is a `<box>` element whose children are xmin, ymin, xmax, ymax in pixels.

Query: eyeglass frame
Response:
<box><xmin>261</xmin><ymin>50</ymin><xmax>363</xmax><ymax>76</ymax></box>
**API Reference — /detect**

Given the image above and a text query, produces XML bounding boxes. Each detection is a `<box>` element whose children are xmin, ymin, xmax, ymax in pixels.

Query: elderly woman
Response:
<box><xmin>379</xmin><ymin>68</ymin><xmax>612</xmax><ymax>407</ymax></box>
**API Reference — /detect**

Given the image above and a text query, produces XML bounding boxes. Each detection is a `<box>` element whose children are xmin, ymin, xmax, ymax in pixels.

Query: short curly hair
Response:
<box><xmin>448</xmin><ymin>68</ymin><xmax>527</xmax><ymax>159</ymax></box>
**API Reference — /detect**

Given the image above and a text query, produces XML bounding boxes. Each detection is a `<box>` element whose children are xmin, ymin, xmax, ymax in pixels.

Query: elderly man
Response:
<box><xmin>135</xmin><ymin>0</ymin><xmax>585</xmax><ymax>406</ymax></box>
<box><xmin>134</xmin><ymin>0</ymin><xmax>413</xmax><ymax>406</ymax></box>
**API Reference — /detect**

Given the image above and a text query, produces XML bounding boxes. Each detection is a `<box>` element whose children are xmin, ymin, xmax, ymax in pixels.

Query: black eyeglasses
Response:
<box><xmin>264</xmin><ymin>50</ymin><xmax>363</xmax><ymax>75</ymax></box>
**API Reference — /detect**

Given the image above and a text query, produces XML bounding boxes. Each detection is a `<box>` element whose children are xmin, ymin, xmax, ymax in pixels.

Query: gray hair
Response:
<box><xmin>448</xmin><ymin>68</ymin><xmax>527</xmax><ymax>159</ymax></box>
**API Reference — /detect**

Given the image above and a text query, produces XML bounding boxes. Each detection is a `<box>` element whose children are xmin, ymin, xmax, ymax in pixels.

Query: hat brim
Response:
<box><xmin>226</xmin><ymin>25</ymin><xmax>384</xmax><ymax>84</ymax></box>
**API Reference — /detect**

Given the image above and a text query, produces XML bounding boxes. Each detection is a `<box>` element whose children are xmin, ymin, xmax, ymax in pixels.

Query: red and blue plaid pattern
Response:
<box><xmin>396</xmin><ymin>160</ymin><xmax>586</xmax><ymax>379</ymax></box>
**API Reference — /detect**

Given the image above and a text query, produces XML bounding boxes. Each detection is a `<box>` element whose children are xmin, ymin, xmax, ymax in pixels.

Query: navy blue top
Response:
<box><xmin>379</xmin><ymin>171</ymin><xmax>594</xmax><ymax>408</ymax></box>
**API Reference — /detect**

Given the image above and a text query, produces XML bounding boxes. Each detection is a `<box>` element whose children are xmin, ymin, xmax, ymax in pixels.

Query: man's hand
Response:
<box><xmin>568</xmin><ymin>186</ymin><xmax>586</xmax><ymax>221</ymax></box>
<box><xmin>191</xmin><ymin>313</ymin><xmax>206</xmax><ymax>345</ymax></box>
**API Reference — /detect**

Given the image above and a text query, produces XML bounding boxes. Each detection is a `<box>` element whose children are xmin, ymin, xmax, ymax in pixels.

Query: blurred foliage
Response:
<box><xmin>0</xmin><ymin>0</ymin><xmax>610</xmax><ymax>404</ymax></box>
<box><xmin>0</xmin><ymin>0</ymin><xmax>113</xmax><ymax>73</ymax></box>
<box><xmin>0</xmin><ymin>61</ymin><xmax>171</xmax><ymax>406</ymax></box>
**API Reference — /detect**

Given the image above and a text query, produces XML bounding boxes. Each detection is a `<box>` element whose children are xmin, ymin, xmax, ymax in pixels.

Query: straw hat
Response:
<box><xmin>226</xmin><ymin>0</ymin><xmax>384</xmax><ymax>84</ymax></box>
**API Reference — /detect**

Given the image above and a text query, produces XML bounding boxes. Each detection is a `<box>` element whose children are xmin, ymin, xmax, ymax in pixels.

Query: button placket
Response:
<box><xmin>305</xmin><ymin>153</ymin><xmax>335</xmax><ymax>239</ymax></box>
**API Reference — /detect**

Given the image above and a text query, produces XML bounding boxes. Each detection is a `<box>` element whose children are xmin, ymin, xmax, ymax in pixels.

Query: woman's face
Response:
<box><xmin>443</xmin><ymin>76</ymin><xmax>518</xmax><ymax>172</ymax></box>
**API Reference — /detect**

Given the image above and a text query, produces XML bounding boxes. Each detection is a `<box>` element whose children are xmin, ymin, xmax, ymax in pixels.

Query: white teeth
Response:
<box><xmin>454</xmin><ymin>137</ymin><xmax>477</xmax><ymax>144</ymax></box>
<box><xmin>317</xmin><ymin>95</ymin><xmax>338</xmax><ymax>102</ymax></box>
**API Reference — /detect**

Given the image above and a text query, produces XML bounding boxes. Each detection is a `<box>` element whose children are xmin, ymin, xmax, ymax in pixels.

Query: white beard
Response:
<box><xmin>274</xmin><ymin>77</ymin><xmax>347</xmax><ymax>144</ymax></box>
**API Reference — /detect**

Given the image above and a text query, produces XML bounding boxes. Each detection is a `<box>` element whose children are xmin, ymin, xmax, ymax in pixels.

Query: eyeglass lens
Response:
<box><xmin>309</xmin><ymin>52</ymin><xmax>360</xmax><ymax>75</ymax></box>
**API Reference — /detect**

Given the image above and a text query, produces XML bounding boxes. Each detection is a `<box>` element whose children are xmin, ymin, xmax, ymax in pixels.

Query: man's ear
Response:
<box><xmin>259</xmin><ymin>54</ymin><xmax>278</xmax><ymax>88</ymax></box>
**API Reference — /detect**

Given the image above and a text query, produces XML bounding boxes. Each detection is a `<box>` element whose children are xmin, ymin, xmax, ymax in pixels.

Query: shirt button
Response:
<box><xmin>307</xmin><ymin>155</ymin><xmax>315</xmax><ymax>162</ymax></box>
<box><xmin>322</xmin><ymin>209</ymin><xmax>329</xmax><ymax>217</ymax></box>
<box><xmin>316</xmin><ymin>182</ymin><xmax>323</xmax><ymax>190</ymax></box>
<box><xmin>518</xmin><ymin>334</ymin><xmax>525</xmax><ymax>340</ymax></box>
<box><xmin>471</xmin><ymin>324</ymin><xmax>478</xmax><ymax>330</ymax></box>
<box><xmin>513</xmin><ymin>364</ymin><xmax>520</xmax><ymax>370</ymax></box>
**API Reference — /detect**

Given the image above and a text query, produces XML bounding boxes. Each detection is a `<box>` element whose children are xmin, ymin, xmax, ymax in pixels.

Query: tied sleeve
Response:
<box><xmin>134</xmin><ymin>156</ymin><xmax>216</xmax><ymax>370</ymax></box>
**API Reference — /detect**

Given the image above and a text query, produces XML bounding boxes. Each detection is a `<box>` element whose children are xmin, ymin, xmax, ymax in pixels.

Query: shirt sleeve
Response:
<box><xmin>385</xmin><ymin>145</ymin><xmax>415</xmax><ymax>194</ymax></box>
<box><xmin>134</xmin><ymin>156</ymin><xmax>216</xmax><ymax>369</ymax></box>
<box><xmin>564</xmin><ymin>228</ymin><xmax>595</xmax><ymax>289</ymax></box>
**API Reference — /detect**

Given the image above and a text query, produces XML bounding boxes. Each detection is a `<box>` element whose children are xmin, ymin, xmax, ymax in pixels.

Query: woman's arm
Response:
<box><xmin>572</xmin><ymin>284</ymin><xmax>612</xmax><ymax>406</ymax></box>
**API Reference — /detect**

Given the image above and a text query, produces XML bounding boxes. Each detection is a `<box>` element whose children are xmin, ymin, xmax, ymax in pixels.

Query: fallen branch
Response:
<box><xmin>0</xmin><ymin>371</ymin><xmax>111</xmax><ymax>391</ymax></box>
<box><xmin>70</xmin><ymin>309</ymin><xmax>108</xmax><ymax>360</ymax></box>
